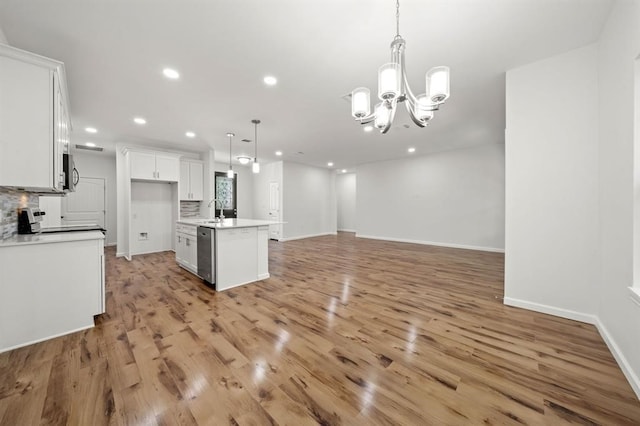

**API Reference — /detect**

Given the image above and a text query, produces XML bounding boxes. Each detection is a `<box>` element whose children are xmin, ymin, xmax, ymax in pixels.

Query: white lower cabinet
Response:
<box><xmin>216</xmin><ymin>227</ymin><xmax>258</xmax><ymax>291</ymax></box>
<box><xmin>0</xmin><ymin>233</ymin><xmax>105</xmax><ymax>353</ymax></box>
<box><xmin>176</xmin><ymin>223</ymin><xmax>197</xmax><ymax>273</ymax></box>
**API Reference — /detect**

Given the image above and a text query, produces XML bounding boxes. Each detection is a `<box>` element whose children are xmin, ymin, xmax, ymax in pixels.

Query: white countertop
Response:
<box><xmin>0</xmin><ymin>230</ymin><xmax>105</xmax><ymax>247</ymax></box>
<box><xmin>177</xmin><ymin>218</ymin><xmax>281</xmax><ymax>229</ymax></box>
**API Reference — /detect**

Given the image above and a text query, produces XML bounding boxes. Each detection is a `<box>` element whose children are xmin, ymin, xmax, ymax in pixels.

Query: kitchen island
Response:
<box><xmin>176</xmin><ymin>218</ymin><xmax>278</xmax><ymax>291</ymax></box>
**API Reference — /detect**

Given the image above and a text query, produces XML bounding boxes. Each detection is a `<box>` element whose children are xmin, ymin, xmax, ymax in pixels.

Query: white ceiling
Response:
<box><xmin>0</xmin><ymin>0</ymin><xmax>613</xmax><ymax>170</ymax></box>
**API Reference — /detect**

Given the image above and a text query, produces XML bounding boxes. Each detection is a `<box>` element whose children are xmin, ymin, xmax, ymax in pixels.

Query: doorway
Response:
<box><xmin>62</xmin><ymin>176</ymin><xmax>106</xmax><ymax>228</ymax></box>
<box><xmin>215</xmin><ymin>171</ymin><xmax>237</xmax><ymax>218</ymax></box>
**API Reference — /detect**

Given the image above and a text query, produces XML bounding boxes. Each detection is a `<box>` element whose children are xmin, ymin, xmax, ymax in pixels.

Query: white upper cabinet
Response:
<box><xmin>179</xmin><ymin>160</ymin><xmax>204</xmax><ymax>201</ymax></box>
<box><xmin>129</xmin><ymin>151</ymin><xmax>180</xmax><ymax>182</ymax></box>
<box><xmin>0</xmin><ymin>44</ymin><xmax>70</xmax><ymax>192</ymax></box>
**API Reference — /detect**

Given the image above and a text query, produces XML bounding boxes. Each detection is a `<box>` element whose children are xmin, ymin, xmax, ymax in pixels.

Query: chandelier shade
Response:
<box><xmin>378</xmin><ymin>63</ymin><xmax>401</xmax><ymax>100</ymax></box>
<box><xmin>352</xmin><ymin>88</ymin><xmax>371</xmax><ymax>118</ymax></box>
<box><xmin>374</xmin><ymin>103</ymin><xmax>391</xmax><ymax>129</ymax></box>
<box><xmin>350</xmin><ymin>0</ymin><xmax>450</xmax><ymax>133</ymax></box>
<box><xmin>427</xmin><ymin>66</ymin><xmax>450</xmax><ymax>103</ymax></box>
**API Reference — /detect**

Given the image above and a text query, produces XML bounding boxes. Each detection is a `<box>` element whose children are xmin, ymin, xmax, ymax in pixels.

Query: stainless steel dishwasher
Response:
<box><xmin>197</xmin><ymin>226</ymin><xmax>215</xmax><ymax>285</ymax></box>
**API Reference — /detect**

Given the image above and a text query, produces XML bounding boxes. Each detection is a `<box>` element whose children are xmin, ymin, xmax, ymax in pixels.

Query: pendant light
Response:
<box><xmin>226</xmin><ymin>132</ymin><xmax>234</xmax><ymax>178</ymax></box>
<box><xmin>251</xmin><ymin>119</ymin><xmax>261</xmax><ymax>174</ymax></box>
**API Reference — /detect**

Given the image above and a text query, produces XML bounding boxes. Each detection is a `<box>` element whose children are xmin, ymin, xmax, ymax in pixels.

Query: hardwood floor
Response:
<box><xmin>1</xmin><ymin>232</ymin><xmax>639</xmax><ymax>425</ymax></box>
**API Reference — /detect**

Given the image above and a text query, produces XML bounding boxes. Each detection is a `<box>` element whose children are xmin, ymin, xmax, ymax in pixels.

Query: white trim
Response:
<box><xmin>279</xmin><ymin>232</ymin><xmax>337</xmax><ymax>242</ymax></box>
<box><xmin>356</xmin><ymin>234</ymin><xmax>505</xmax><ymax>253</ymax></box>
<box><xmin>116</xmin><ymin>251</ymin><xmax>126</xmax><ymax>257</ymax></box>
<box><xmin>504</xmin><ymin>296</ymin><xmax>640</xmax><ymax>400</ymax></box>
<box><xmin>106</xmin><ymin>242</ymin><xmax>117</xmax><ymax>247</ymax></box>
<box><xmin>257</xmin><ymin>273</ymin><xmax>270</xmax><ymax>280</ymax></box>
<box><xmin>503</xmin><ymin>297</ymin><xmax>597</xmax><ymax>324</ymax></box>
<box><xmin>594</xmin><ymin>317</ymin><xmax>640</xmax><ymax>400</ymax></box>
<box><xmin>338</xmin><ymin>228</ymin><xmax>356</xmax><ymax>233</ymax></box>
<box><xmin>0</xmin><ymin>323</ymin><xmax>94</xmax><ymax>354</ymax></box>
<box><xmin>629</xmin><ymin>287</ymin><xmax>640</xmax><ymax>307</ymax></box>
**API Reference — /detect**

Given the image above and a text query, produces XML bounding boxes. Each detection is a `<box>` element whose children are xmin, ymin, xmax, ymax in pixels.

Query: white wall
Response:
<box><xmin>356</xmin><ymin>144</ymin><xmax>505</xmax><ymax>251</ymax></box>
<box><xmin>336</xmin><ymin>173</ymin><xmax>356</xmax><ymax>232</ymax></box>
<box><xmin>130</xmin><ymin>181</ymin><xmax>175</xmax><ymax>255</ymax></box>
<box><xmin>282</xmin><ymin>162</ymin><xmax>336</xmax><ymax>240</ymax></box>
<box><xmin>0</xmin><ymin>23</ymin><xmax>7</xmax><ymax>44</ymax></box>
<box><xmin>253</xmin><ymin>161</ymin><xmax>283</xmax><ymax>220</ymax></box>
<box><xmin>73</xmin><ymin>151</ymin><xmax>117</xmax><ymax>245</ymax></box>
<box><xmin>596</xmin><ymin>0</ymin><xmax>640</xmax><ymax>397</ymax></box>
<box><xmin>505</xmin><ymin>44</ymin><xmax>600</xmax><ymax>318</ymax></box>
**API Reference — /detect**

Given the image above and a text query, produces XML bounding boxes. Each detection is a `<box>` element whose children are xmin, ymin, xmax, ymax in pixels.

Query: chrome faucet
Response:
<box><xmin>207</xmin><ymin>198</ymin><xmax>225</xmax><ymax>220</ymax></box>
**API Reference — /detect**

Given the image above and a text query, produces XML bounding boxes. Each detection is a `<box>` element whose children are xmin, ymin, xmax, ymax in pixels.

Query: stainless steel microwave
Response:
<box><xmin>63</xmin><ymin>153</ymin><xmax>78</xmax><ymax>192</ymax></box>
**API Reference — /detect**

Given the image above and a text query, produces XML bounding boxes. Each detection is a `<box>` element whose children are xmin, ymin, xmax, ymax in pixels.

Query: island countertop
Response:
<box><xmin>176</xmin><ymin>218</ymin><xmax>281</xmax><ymax>229</ymax></box>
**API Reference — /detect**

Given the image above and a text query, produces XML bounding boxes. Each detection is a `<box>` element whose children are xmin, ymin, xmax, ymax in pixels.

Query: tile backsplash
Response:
<box><xmin>180</xmin><ymin>201</ymin><xmax>202</xmax><ymax>218</ymax></box>
<box><xmin>0</xmin><ymin>188</ymin><xmax>38</xmax><ymax>240</ymax></box>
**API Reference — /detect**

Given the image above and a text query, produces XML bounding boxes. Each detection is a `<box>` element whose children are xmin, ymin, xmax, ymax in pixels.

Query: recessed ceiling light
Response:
<box><xmin>364</xmin><ymin>125</ymin><xmax>373</xmax><ymax>132</ymax></box>
<box><xmin>327</xmin><ymin>162</ymin><xmax>334</xmax><ymax>167</ymax></box>
<box><xmin>85</xmin><ymin>142</ymin><xmax>96</xmax><ymax>147</ymax></box>
<box><xmin>85</xmin><ymin>127</ymin><xmax>97</xmax><ymax>133</ymax></box>
<box><xmin>263</xmin><ymin>75</ymin><xmax>277</xmax><ymax>86</ymax></box>
<box><xmin>408</xmin><ymin>147</ymin><xmax>416</xmax><ymax>153</ymax></box>
<box><xmin>162</xmin><ymin>68</ymin><xmax>180</xmax><ymax>79</ymax></box>
<box><xmin>275</xmin><ymin>150</ymin><xmax>283</xmax><ymax>156</ymax></box>
<box><xmin>341</xmin><ymin>169</ymin><xmax>347</xmax><ymax>173</ymax></box>
<box><xmin>185</xmin><ymin>131</ymin><xmax>196</xmax><ymax>138</ymax></box>
<box><xmin>133</xmin><ymin>117</ymin><xmax>147</xmax><ymax>125</ymax></box>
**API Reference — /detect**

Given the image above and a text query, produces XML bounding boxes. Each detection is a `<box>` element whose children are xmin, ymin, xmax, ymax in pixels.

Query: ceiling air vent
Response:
<box><xmin>75</xmin><ymin>144</ymin><xmax>104</xmax><ymax>152</ymax></box>
<box><xmin>241</xmin><ymin>139</ymin><xmax>252</xmax><ymax>143</ymax></box>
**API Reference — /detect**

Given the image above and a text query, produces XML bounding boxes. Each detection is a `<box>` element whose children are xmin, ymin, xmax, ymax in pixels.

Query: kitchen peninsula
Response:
<box><xmin>176</xmin><ymin>218</ymin><xmax>278</xmax><ymax>291</ymax></box>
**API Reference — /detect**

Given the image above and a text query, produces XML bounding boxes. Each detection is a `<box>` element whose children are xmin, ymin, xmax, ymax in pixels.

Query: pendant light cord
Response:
<box><xmin>395</xmin><ymin>0</ymin><xmax>400</xmax><ymax>37</ymax></box>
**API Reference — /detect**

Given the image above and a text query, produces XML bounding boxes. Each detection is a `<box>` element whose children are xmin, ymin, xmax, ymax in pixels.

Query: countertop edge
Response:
<box><xmin>0</xmin><ymin>230</ymin><xmax>105</xmax><ymax>247</ymax></box>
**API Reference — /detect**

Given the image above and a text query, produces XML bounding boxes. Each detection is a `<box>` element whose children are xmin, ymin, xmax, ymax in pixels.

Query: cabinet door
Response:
<box><xmin>179</xmin><ymin>161</ymin><xmax>190</xmax><ymax>200</ymax></box>
<box><xmin>175</xmin><ymin>233</ymin><xmax>186</xmax><ymax>265</ymax></box>
<box><xmin>0</xmin><ymin>57</ymin><xmax>55</xmax><ymax>189</ymax></box>
<box><xmin>185</xmin><ymin>235</ymin><xmax>198</xmax><ymax>271</ymax></box>
<box><xmin>155</xmin><ymin>154</ymin><xmax>179</xmax><ymax>182</ymax></box>
<box><xmin>130</xmin><ymin>151</ymin><xmax>156</xmax><ymax>180</ymax></box>
<box><xmin>189</xmin><ymin>162</ymin><xmax>204</xmax><ymax>201</ymax></box>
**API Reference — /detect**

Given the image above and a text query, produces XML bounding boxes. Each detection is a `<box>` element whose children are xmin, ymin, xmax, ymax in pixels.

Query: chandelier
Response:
<box><xmin>351</xmin><ymin>0</ymin><xmax>450</xmax><ymax>134</ymax></box>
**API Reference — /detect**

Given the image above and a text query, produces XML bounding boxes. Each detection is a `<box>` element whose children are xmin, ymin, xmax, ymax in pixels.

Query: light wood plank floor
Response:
<box><xmin>1</xmin><ymin>232</ymin><xmax>639</xmax><ymax>425</ymax></box>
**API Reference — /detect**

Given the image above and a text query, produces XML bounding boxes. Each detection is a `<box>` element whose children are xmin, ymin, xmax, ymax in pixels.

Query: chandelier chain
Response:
<box><xmin>395</xmin><ymin>0</ymin><xmax>400</xmax><ymax>37</ymax></box>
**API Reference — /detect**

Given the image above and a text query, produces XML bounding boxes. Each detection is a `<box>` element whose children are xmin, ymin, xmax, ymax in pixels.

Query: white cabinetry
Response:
<box><xmin>216</xmin><ymin>227</ymin><xmax>258</xmax><ymax>291</ymax></box>
<box><xmin>130</xmin><ymin>151</ymin><xmax>180</xmax><ymax>182</ymax></box>
<box><xmin>0</xmin><ymin>44</ymin><xmax>70</xmax><ymax>192</ymax></box>
<box><xmin>0</xmin><ymin>232</ymin><xmax>105</xmax><ymax>353</ymax></box>
<box><xmin>179</xmin><ymin>160</ymin><xmax>204</xmax><ymax>201</ymax></box>
<box><xmin>176</xmin><ymin>223</ymin><xmax>197</xmax><ymax>273</ymax></box>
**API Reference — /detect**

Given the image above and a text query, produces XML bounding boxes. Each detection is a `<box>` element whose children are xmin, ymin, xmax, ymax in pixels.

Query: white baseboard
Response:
<box><xmin>503</xmin><ymin>297</ymin><xmax>597</xmax><ymax>324</ymax></box>
<box><xmin>504</xmin><ymin>296</ymin><xmax>640</xmax><ymax>400</ymax></box>
<box><xmin>106</xmin><ymin>242</ymin><xmax>117</xmax><ymax>247</ymax></box>
<box><xmin>338</xmin><ymin>228</ymin><xmax>356</xmax><ymax>233</ymax></box>
<box><xmin>594</xmin><ymin>317</ymin><xmax>640</xmax><ymax>400</ymax></box>
<box><xmin>257</xmin><ymin>273</ymin><xmax>270</xmax><ymax>280</ymax></box>
<box><xmin>279</xmin><ymin>232</ymin><xmax>337</xmax><ymax>242</ymax></box>
<box><xmin>356</xmin><ymin>234</ymin><xmax>505</xmax><ymax>253</ymax></box>
<box><xmin>116</xmin><ymin>251</ymin><xmax>125</xmax><ymax>258</ymax></box>
<box><xmin>0</xmin><ymin>323</ymin><xmax>95</xmax><ymax>354</ymax></box>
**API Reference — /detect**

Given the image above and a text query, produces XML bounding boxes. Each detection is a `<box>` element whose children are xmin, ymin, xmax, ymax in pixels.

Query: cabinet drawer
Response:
<box><xmin>177</xmin><ymin>224</ymin><xmax>197</xmax><ymax>236</ymax></box>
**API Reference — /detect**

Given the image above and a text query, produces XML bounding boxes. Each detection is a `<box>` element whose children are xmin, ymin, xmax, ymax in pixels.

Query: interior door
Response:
<box><xmin>215</xmin><ymin>171</ymin><xmax>237</xmax><ymax>218</ymax></box>
<box><xmin>61</xmin><ymin>176</ymin><xmax>106</xmax><ymax>228</ymax></box>
<box><xmin>269</xmin><ymin>181</ymin><xmax>281</xmax><ymax>240</ymax></box>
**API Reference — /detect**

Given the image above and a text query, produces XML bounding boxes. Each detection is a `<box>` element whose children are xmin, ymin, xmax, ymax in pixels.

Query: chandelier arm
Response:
<box><xmin>400</xmin><ymin>49</ymin><xmax>420</xmax><ymax>107</ymax></box>
<box><xmin>381</xmin><ymin>101</ymin><xmax>397</xmax><ymax>134</ymax></box>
